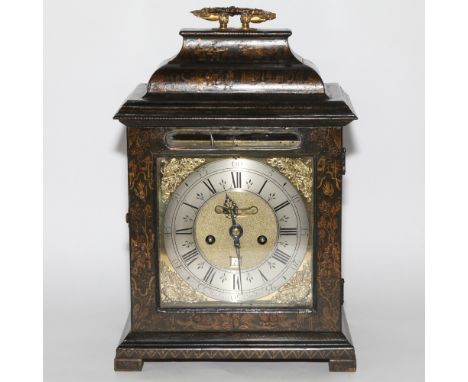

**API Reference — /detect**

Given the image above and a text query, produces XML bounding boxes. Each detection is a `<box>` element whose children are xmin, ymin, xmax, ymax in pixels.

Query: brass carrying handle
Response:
<box><xmin>191</xmin><ymin>6</ymin><xmax>276</xmax><ymax>30</ymax></box>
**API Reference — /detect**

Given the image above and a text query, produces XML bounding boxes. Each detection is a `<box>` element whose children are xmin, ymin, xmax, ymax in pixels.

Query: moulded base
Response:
<box><xmin>114</xmin><ymin>311</ymin><xmax>356</xmax><ymax>372</ymax></box>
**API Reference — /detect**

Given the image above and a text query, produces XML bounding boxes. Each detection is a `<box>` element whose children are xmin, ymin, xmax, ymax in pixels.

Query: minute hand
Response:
<box><xmin>229</xmin><ymin>209</ymin><xmax>243</xmax><ymax>293</ymax></box>
<box><xmin>233</xmin><ymin>237</ymin><xmax>243</xmax><ymax>293</ymax></box>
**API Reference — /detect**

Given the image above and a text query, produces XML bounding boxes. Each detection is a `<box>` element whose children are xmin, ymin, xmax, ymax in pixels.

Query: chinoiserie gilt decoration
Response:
<box><xmin>114</xmin><ymin>6</ymin><xmax>358</xmax><ymax>373</ymax></box>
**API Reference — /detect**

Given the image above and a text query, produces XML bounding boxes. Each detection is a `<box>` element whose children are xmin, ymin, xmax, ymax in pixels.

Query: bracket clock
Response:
<box><xmin>114</xmin><ymin>7</ymin><xmax>357</xmax><ymax>372</ymax></box>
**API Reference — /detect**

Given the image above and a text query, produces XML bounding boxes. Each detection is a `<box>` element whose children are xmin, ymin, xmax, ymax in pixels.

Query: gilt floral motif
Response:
<box><xmin>273</xmin><ymin>258</ymin><xmax>312</xmax><ymax>305</ymax></box>
<box><xmin>266</xmin><ymin>157</ymin><xmax>313</xmax><ymax>202</ymax></box>
<box><xmin>159</xmin><ymin>263</ymin><xmax>209</xmax><ymax>303</ymax></box>
<box><xmin>159</xmin><ymin>158</ymin><xmax>205</xmax><ymax>203</ymax></box>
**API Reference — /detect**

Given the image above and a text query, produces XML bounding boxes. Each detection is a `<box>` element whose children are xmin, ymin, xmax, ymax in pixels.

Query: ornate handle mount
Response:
<box><xmin>191</xmin><ymin>6</ymin><xmax>276</xmax><ymax>30</ymax></box>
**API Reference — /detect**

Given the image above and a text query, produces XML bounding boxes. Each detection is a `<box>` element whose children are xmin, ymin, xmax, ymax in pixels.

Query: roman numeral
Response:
<box><xmin>231</xmin><ymin>172</ymin><xmax>242</xmax><ymax>189</ymax></box>
<box><xmin>233</xmin><ymin>274</ymin><xmax>241</xmax><ymax>290</ymax></box>
<box><xmin>202</xmin><ymin>179</ymin><xmax>217</xmax><ymax>195</ymax></box>
<box><xmin>272</xmin><ymin>249</ymin><xmax>291</xmax><ymax>265</ymax></box>
<box><xmin>274</xmin><ymin>201</ymin><xmax>290</xmax><ymax>212</ymax></box>
<box><xmin>183</xmin><ymin>202</ymin><xmax>199</xmax><ymax>211</ymax></box>
<box><xmin>175</xmin><ymin>227</ymin><xmax>193</xmax><ymax>235</ymax></box>
<box><xmin>181</xmin><ymin>248</ymin><xmax>199</xmax><ymax>266</ymax></box>
<box><xmin>279</xmin><ymin>227</ymin><xmax>297</xmax><ymax>236</ymax></box>
<box><xmin>203</xmin><ymin>266</ymin><xmax>216</xmax><ymax>284</ymax></box>
<box><xmin>258</xmin><ymin>270</ymin><xmax>269</xmax><ymax>282</ymax></box>
<box><xmin>258</xmin><ymin>179</ymin><xmax>268</xmax><ymax>195</ymax></box>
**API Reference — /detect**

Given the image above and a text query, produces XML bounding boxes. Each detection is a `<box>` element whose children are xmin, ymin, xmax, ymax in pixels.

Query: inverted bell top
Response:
<box><xmin>145</xmin><ymin>29</ymin><xmax>327</xmax><ymax>98</ymax></box>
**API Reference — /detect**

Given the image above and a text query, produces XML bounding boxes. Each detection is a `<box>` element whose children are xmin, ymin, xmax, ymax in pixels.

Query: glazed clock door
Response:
<box><xmin>158</xmin><ymin>157</ymin><xmax>314</xmax><ymax>308</ymax></box>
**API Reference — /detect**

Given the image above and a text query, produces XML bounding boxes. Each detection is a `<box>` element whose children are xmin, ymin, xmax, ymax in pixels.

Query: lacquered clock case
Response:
<box><xmin>114</xmin><ymin>13</ymin><xmax>357</xmax><ymax>372</ymax></box>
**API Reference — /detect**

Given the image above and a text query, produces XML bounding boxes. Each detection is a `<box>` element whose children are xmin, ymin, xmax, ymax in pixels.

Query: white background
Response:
<box><xmin>44</xmin><ymin>1</ymin><xmax>424</xmax><ymax>381</ymax></box>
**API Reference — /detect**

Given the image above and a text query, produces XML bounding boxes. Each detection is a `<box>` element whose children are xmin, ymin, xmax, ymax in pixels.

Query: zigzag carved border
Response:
<box><xmin>116</xmin><ymin>347</ymin><xmax>355</xmax><ymax>361</ymax></box>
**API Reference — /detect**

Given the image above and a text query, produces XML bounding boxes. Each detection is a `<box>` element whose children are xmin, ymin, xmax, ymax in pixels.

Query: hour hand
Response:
<box><xmin>215</xmin><ymin>205</ymin><xmax>258</xmax><ymax>216</ymax></box>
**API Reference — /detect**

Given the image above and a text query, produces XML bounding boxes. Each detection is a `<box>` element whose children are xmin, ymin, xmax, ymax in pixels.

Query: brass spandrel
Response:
<box><xmin>269</xmin><ymin>257</ymin><xmax>312</xmax><ymax>305</ymax></box>
<box><xmin>267</xmin><ymin>158</ymin><xmax>313</xmax><ymax>202</ymax></box>
<box><xmin>159</xmin><ymin>261</ymin><xmax>210</xmax><ymax>304</ymax></box>
<box><xmin>160</xmin><ymin>158</ymin><xmax>205</xmax><ymax>203</ymax></box>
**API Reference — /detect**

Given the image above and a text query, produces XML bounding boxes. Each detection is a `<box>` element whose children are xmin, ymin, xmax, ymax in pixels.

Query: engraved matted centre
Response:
<box><xmin>194</xmin><ymin>191</ymin><xmax>278</xmax><ymax>270</ymax></box>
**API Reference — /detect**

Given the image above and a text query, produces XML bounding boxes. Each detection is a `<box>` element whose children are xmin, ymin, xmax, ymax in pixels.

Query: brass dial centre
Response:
<box><xmin>194</xmin><ymin>191</ymin><xmax>278</xmax><ymax>270</ymax></box>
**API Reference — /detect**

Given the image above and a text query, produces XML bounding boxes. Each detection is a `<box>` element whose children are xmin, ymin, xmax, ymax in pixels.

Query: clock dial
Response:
<box><xmin>163</xmin><ymin>158</ymin><xmax>309</xmax><ymax>303</ymax></box>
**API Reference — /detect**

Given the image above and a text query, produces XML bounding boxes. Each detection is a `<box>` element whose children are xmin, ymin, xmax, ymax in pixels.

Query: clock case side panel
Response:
<box><xmin>125</xmin><ymin>127</ymin><xmax>160</xmax><ymax>330</ymax></box>
<box><xmin>123</xmin><ymin>126</ymin><xmax>345</xmax><ymax>333</ymax></box>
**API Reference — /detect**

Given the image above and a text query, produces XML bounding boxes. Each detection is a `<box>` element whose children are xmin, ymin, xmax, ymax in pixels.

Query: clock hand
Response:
<box><xmin>225</xmin><ymin>194</ymin><xmax>243</xmax><ymax>293</ymax></box>
<box><xmin>234</xmin><ymin>238</ymin><xmax>243</xmax><ymax>293</ymax></box>
<box><xmin>214</xmin><ymin>205</ymin><xmax>258</xmax><ymax>216</ymax></box>
<box><xmin>229</xmin><ymin>206</ymin><xmax>237</xmax><ymax>226</ymax></box>
<box><xmin>222</xmin><ymin>193</ymin><xmax>238</xmax><ymax>219</ymax></box>
<box><xmin>216</xmin><ymin>193</ymin><xmax>258</xmax><ymax>219</ymax></box>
